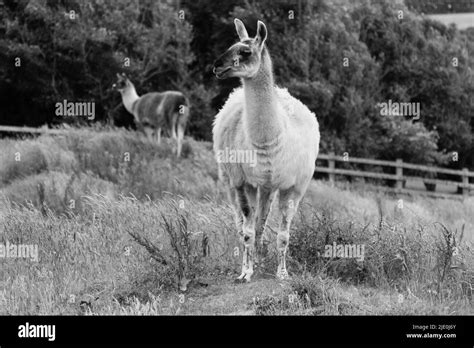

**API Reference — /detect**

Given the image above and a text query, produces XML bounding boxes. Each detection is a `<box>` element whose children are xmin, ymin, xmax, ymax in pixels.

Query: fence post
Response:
<box><xmin>328</xmin><ymin>152</ymin><xmax>335</xmax><ymax>185</ymax></box>
<box><xmin>461</xmin><ymin>168</ymin><xmax>469</xmax><ymax>196</ymax></box>
<box><xmin>395</xmin><ymin>159</ymin><xmax>403</xmax><ymax>192</ymax></box>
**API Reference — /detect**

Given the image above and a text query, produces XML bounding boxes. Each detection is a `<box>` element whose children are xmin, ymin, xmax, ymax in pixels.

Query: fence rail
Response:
<box><xmin>0</xmin><ymin>125</ymin><xmax>69</xmax><ymax>135</ymax></box>
<box><xmin>316</xmin><ymin>152</ymin><xmax>474</xmax><ymax>198</ymax></box>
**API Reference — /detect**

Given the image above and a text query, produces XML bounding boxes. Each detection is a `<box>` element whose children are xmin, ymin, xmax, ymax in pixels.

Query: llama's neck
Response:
<box><xmin>120</xmin><ymin>85</ymin><xmax>140</xmax><ymax>115</ymax></box>
<box><xmin>242</xmin><ymin>47</ymin><xmax>282</xmax><ymax>146</ymax></box>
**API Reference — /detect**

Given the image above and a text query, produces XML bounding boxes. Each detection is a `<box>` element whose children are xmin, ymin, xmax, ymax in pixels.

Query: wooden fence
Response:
<box><xmin>316</xmin><ymin>153</ymin><xmax>474</xmax><ymax>198</ymax></box>
<box><xmin>0</xmin><ymin>125</ymin><xmax>70</xmax><ymax>135</ymax></box>
<box><xmin>1</xmin><ymin>126</ymin><xmax>473</xmax><ymax>198</ymax></box>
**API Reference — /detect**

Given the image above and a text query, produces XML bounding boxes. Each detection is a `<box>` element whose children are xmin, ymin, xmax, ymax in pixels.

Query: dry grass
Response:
<box><xmin>0</xmin><ymin>127</ymin><xmax>472</xmax><ymax>315</ymax></box>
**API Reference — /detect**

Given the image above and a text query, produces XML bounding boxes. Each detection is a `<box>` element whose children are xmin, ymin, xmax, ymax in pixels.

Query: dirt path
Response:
<box><xmin>176</xmin><ymin>276</ymin><xmax>291</xmax><ymax>315</ymax></box>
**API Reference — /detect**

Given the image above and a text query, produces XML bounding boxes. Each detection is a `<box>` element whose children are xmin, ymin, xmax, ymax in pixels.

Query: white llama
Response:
<box><xmin>113</xmin><ymin>73</ymin><xmax>190</xmax><ymax>157</ymax></box>
<box><xmin>212</xmin><ymin>19</ymin><xmax>320</xmax><ymax>281</ymax></box>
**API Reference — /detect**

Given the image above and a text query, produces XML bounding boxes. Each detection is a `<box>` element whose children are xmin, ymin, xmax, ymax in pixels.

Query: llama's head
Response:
<box><xmin>112</xmin><ymin>73</ymin><xmax>133</xmax><ymax>93</ymax></box>
<box><xmin>213</xmin><ymin>19</ymin><xmax>267</xmax><ymax>79</ymax></box>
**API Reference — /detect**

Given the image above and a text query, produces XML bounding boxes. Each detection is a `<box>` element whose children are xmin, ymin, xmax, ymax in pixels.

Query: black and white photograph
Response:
<box><xmin>0</xmin><ymin>0</ymin><xmax>473</xmax><ymax>345</ymax></box>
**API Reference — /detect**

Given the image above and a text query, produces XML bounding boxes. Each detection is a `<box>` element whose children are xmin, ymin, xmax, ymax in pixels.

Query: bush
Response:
<box><xmin>289</xmin><ymin>189</ymin><xmax>474</xmax><ymax>303</ymax></box>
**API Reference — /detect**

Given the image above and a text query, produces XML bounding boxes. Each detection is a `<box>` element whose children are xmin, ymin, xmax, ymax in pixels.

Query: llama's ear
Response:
<box><xmin>255</xmin><ymin>20</ymin><xmax>267</xmax><ymax>46</ymax></box>
<box><xmin>116</xmin><ymin>73</ymin><xmax>121</xmax><ymax>79</ymax></box>
<box><xmin>234</xmin><ymin>18</ymin><xmax>249</xmax><ymax>41</ymax></box>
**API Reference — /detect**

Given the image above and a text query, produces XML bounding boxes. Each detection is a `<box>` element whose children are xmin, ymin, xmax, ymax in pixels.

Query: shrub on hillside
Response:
<box><xmin>290</xmin><ymin>201</ymin><xmax>474</xmax><ymax>302</ymax></box>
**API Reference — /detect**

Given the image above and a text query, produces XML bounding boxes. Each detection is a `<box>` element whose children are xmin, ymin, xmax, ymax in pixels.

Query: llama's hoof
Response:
<box><xmin>276</xmin><ymin>269</ymin><xmax>290</xmax><ymax>280</ymax></box>
<box><xmin>234</xmin><ymin>277</ymin><xmax>251</xmax><ymax>283</ymax></box>
<box><xmin>235</xmin><ymin>272</ymin><xmax>252</xmax><ymax>283</ymax></box>
<box><xmin>234</xmin><ymin>277</ymin><xmax>246</xmax><ymax>284</ymax></box>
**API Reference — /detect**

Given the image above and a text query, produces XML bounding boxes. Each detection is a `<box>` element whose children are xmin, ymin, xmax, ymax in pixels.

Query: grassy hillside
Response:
<box><xmin>0</xmin><ymin>128</ymin><xmax>473</xmax><ymax>315</ymax></box>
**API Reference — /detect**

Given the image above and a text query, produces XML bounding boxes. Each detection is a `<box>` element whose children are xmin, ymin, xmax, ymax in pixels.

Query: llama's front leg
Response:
<box><xmin>276</xmin><ymin>189</ymin><xmax>301</xmax><ymax>280</ymax></box>
<box><xmin>235</xmin><ymin>186</ymin><xmax>256</xmax><ymax>282</ymax></box>
<box><xmin>255</xmin><ymin>187</ymin><xmax>273</xmax><ymax>259</ymax></box>
<box><xmin>237</xmin><ymin>218</ymin><xmax>256</xmax><ymax>282</ymax></box>
<box><xmin>226</xmin><ymin>188</ymin><xmax>243</xmax><ymax>233</ymax></box>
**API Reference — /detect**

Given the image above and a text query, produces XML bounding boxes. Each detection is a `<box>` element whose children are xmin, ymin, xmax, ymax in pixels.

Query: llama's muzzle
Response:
<box><xmin>213</xmin><ymin>66</ymin><xmax>231</xmax><ymax>79</ymax></box>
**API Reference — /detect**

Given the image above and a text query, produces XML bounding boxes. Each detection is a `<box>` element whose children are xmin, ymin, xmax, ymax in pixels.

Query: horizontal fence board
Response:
<box><xmin>317</xmin><ymin>154</ymin><xmax>397</xmax><ymax>167</ymax></box>
<box><xmin>317</xmin><ymin>153</ymin><xmax>474</xmax><ymax>178</ymax></box>
<box><xmin>398</xmin><ymin>162</ymin><xmax>474</xmax><ymax>177</ymax></box>
<box><xmin>402</xmin><ymin>175</ymin><xmax>474</xmax><ymax>189</ymax></box>
<box><xmin>0</xmin><ymin>125</ymin><xmax>68</xmax><ymax>135</ymax></box>
<box><xmin>315</xmin><ymin>166</ymin><xmax>398</xmax><ymax>180</ymax></box>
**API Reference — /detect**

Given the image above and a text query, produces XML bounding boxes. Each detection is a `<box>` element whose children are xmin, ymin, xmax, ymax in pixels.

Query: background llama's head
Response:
<box><xmin>112</xmin><ymin>73</ymin><xmax>133</xmax><ymax>93</ymax></box>
<box><xmin>213</xmin><ymin>19</ymin><xmax>267</xmax><ymax>79</ymax></box>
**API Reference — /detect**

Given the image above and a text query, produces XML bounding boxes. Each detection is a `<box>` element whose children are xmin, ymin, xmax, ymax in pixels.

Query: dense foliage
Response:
<box><xmin>1</xmin><ymin>0</ymin><xmax>473</xmax><ymax>169</ymax></box>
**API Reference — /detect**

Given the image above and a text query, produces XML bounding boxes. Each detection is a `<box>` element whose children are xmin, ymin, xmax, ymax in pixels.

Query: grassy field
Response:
<box><xmin>0</xmin><ymin>127</ymin><xmax>473</xmax><ymax>315</ymax></box>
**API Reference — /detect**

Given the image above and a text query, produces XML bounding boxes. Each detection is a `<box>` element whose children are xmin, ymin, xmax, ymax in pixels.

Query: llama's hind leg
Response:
<box><xmin>276</xmin><ymin>188</ymin><xmax>302</xmax><ymax>280</ymax></box>
<box><xmin>235</xmin><ymin>185</ymin><xmax>256</xmax><ymax>282</ymax></box>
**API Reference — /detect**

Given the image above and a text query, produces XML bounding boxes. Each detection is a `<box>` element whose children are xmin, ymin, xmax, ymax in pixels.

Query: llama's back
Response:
<box><xmin>134</xmin><ymin>91</ymin><xmax>188</xmax><ymax>129</ymax></box>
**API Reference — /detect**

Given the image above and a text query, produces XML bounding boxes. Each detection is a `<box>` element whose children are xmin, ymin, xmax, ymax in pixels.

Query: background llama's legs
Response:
<box><xmin>277</xmin><ymin>188</ymin><xmax>302</xmax><ymax>280</ymax></box>
<box><xmin>235</xmin><ymin>185</ymin><xmax>256</xmax><ymax>282</ymax></box>
<box><xmin>156</xmin><ymin>127</ymin><xmax>162</xmax><ymax>144</ymax></box>
<box><xmin>143</xmin><ymin>126</ymin><xmax>154</xmax><ymax>142</ymax></box>
<box><xmin>176</xmin><ymin>109</ymin><xmax>188</xmax><ymax>157</ymax></box>
<box><xmin>176</xmin><ymin>120</ymin><xmax>185</xmax><ymax>157</ymax></box>
<box><xmin>136</xmin><ymin>122</ymin><xmax>150</xmax><ymax>142</ymax></box>
<box><xmin>255</xmin><ymin>187</ymin><xmax>273</xmax><ymax>259</ymax></box>
<box><xmin>171</xmin><ymin>112</ymin><xmax>178</xmax><ymax>140</ymax></box>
